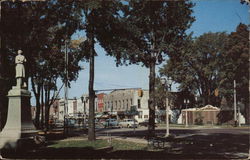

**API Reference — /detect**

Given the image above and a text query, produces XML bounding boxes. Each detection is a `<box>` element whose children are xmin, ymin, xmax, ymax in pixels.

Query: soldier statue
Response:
<box><xmin>15</xmin><ymin>50</ymin><xmax>27</xmax><ymax>87</ymax></box>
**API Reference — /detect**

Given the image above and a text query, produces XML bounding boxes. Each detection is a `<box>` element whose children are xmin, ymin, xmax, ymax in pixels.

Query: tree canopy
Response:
<box><xmin>160</xmin><ymin>32</ymin><xmax>228</xmax><ymax>106</ymax></box>
<box><xmin>160</xmin><ymin>23</ymin><xmax>249</xmax><ymax>123</ymax></box>
<box><xmin>0</xmin><ymin>0</ymin><xmax>85</xmax><ymax>129</ymax></box>
<box><xmin>95</xmin><ymin>0</ymin><xmax>195</xmax><ymax>136</ymax></box>
<box><xmin>219</xmin><ymin>23</ymin><xmax>249</xmax><ymax>122</ymax></box>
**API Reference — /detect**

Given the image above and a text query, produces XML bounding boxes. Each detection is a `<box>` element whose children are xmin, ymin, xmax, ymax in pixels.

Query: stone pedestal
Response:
<box><xmin>0</xmin><ymin>86</ymin><xmax>37</xmax><ymax>149</ymax></box>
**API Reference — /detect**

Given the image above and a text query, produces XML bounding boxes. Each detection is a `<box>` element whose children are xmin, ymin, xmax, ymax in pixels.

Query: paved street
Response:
<box><xmin>96</xmin><ymin>126</ymin><xmax>250</xmax><ymax>137</ymax></box>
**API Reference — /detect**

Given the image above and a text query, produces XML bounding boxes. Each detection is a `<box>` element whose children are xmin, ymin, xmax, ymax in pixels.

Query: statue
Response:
<box><xmin>0</xmin><ymin>49</ymin><xmax>44</xmax><ymax>154</ymax></box>
<box><xmin>15</xmin><ymin>50</ymin><xmax>27</xmax><ymax>87</ymax></box>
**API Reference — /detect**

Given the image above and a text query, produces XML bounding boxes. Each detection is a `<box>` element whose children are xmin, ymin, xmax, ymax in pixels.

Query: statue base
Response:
<box><xmin>0</xmin><ymin>87</ymin><xmax>44</xmax><ymax>152</ymax></box>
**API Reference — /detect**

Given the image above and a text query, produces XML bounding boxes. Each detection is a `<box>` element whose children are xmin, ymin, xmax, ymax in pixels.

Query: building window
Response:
<box><xmin>139</xmin><ymin>111</ymin><xmax>142</xmax><ymax>119</ymax></box>
<box><xmin>130</xmin><ymin>99</ymin><xmax>133</xmax><ymax>105</ymax></box>
<box><xmin>144</xmin><ymin>115</ymin><xmax>148</xmax><ymax>119</ymax></box>
<box><xmin>137</xmin><ymin>99</ymin><xmax>141</xmax><ymax>109</ymax></box>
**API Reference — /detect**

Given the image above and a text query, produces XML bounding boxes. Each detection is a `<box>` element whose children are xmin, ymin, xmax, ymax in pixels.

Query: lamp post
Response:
<box><xmin>81</xmin><ymin>95</ymin><xmax>88</xmax><ymax>129</ymax></box>
<box><xmin>233</xmin><ymin>80</ymin><xmax>237</xmax><ymax>127</ymax></box>
<box><xmin>184</xmin><ymin>99</ymin><xmax>189</xmax><ymax>127</ymax></box>
<box><xmin>160</xmin><ymin>77</ymin><xmax>172</xmax><ymax>137</ymax></box>
<box><xmin>237</xmin><ymin>102</ymin><xmax>241</xmax><ymax>127</ymax></box>
<box><xmin>77</xmin><ymin>111</ymin><xmax>82</xmax><ymax>128</ymax></box>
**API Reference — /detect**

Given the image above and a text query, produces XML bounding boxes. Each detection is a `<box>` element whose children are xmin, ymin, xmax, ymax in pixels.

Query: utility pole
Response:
<box><xmin>233</xmin><ymin>80</ymin><xmax>237</xmax><ymax>127</ymax></box>
<box><xmin>64</xmin><ymin>39</ymin><xmax>68</xmax><ymax>134</ymax></box>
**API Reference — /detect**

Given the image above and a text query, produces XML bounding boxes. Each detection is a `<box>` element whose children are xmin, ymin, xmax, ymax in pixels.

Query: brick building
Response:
<box><xmin>181</xmin><ymin>105</ymin><xmax>220</xmax><ymax>125</ymax></box>
<box><xmin>97</xmin><ymin>93</ymin><xmax>105</xmax><ymax>113</ymax></box>
<box><xmin>103</xmin><ymin>88</ymin><xmax>149</xmax><ymax>122</ymax></box>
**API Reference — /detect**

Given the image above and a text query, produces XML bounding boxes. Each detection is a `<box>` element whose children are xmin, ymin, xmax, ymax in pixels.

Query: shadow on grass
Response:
<box><xmin>2</xmin><ymin>146</ymin><xmax>229</xmax><ymax>159</ymax></box>
<box><xmin>175</xmin><ymin>133</ymin><xmax>249</xmax><ymax>154</ymax></box>
<box><xmin>42</xmin><ymin>130</ymin><xmax>86</xmax><ymax>141</ymax></box>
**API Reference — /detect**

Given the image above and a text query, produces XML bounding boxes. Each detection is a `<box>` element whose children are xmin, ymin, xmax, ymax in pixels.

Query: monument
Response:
<box><xmin>0</xmin><ymin>50</ymin><xmax>42</xmax><ymax>154</ymax></box>
<box><xmin>15</xmin><ymin>50</ymin><xmax>27</xmax><ymax>88</ymax></box>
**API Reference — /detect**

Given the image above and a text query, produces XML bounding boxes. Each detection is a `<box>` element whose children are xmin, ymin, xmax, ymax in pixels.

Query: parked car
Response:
<box><xmin>139</xmin><ymin>119</ymin><xmax>158</xmax><ymax>127</ymax></box>
<box><xmin>67</xmin><ymin>118</ymin><xmax>77</xmax><ymax>127</ymax></box>
<box><xmin>119</xmin><ymin>119</ymin><xmax>138</xmax><ymax>128</ymax></box>
<box><xmin>103</xmin><ymin>119</ymin><xmax>119</xmax><ymax>128</ymax></box>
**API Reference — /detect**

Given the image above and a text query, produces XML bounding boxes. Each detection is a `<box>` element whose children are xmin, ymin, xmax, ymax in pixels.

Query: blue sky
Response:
<box><xmin>190</xmin><ymin>0</ymin><xmax>248</xmax><ymax>37</ymax></box>
<box><xmin>30</xmin><ymin>0</ymin><xmax>249</xmax><ymax>105</ymax></box>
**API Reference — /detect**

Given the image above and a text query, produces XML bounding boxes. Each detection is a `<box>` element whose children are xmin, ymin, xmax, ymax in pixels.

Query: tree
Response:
<box><xmin>95</xmin><ymin>0</ymin><xmax>195</xmax><ymax>137</ymax></box>
<box><xmin>160</xmin><ymin>32</ymin><xmax>228</xmax><ymax>106</ymax></box>
<box><xmin>1</xmin><ymin>0</ymin><xmax>85</xmax><ymax>129</ymax></box>
<box><xmin>78</xmin><ymin>0</ymin><xmax>122</xmax><ymax>141</ymax></box>
<box><xmin>219</xmin><ymin>23</ymin><xmax>249</xmax><ymax>123</ymax></box>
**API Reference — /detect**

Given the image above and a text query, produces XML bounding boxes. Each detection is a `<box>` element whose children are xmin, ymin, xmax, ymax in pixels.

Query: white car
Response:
<box><xmin>119</xmin><ymin>119</ymin><xmax>138</xmax><ymax>128</ymax></box>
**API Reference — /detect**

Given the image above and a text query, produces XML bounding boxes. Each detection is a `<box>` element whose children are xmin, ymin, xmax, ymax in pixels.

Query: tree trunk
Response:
<box><xmin>0</xmin><ymin>51</ymin><xmax>9</xmax><ymax>131</ymax></box>
<box><xmin>88</xmin><ymin>28</ymin><xmax>96</xmax><ymax>141</ymax></box>
<box><xmin>31</xmin><ymin>77</ymin><xmax>41</xmax><ymax>129</ymax></box>
<box><xmin>148</xmin><ymin>62</ymin><xmax>156</xmax><ymax>137</ymax></box>
<box><xmin>45</xmin><ymin>88</ymin><xmax>50</xmax><ymax>131</ymax></box>
<box><xmin>41</xmin><ymin>84</ymin><xmax>44</xmax><ymax>129</ymax></box>
<box><xmin>34</xmin><ymin>93</ymin><xmax>41</xmax><ymax>128</ymax></box>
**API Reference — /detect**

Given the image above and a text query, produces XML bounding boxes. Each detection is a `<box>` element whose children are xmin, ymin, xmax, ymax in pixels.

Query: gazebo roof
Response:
<box><xmin>198</xmin><ymin>105</ymin><xmax>220</xmax><ymax>111</ymax></box>
<box><xmin>182</xmin><ymin>105</ymin><xmax>220</xmax><ymax>112</ymax></box>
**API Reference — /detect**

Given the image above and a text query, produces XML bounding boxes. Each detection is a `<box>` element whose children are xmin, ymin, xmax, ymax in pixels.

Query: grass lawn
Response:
<box><xmin>111</xmin><ymin>139</ymin><xmax>147</xmax><ymax>150</ymax></box>
<box><xmin>48</xmin><ymin>139</ymin><xmax>147</xmax><ymax>151</ymax></box>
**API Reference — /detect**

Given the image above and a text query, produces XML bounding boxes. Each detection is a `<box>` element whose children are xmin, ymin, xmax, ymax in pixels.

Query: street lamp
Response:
<box><xmin>160</xmin><ymin>77</ymin><xmax>172</xmax><ymax>137</ymax></box>
<box><xmin>184</xmin><ymin>99</ymin><xmax>190</xmax><ymax>127</ymax></box>
<box><xmin>237</xmin><ymin>102</ymin><xmax>241</xmax><ymax>127</ymax></box>
<box><xmin>77</xmin><ymin>111</ymin><xmax>82</xmax><ymax>128</ymax></box>
<box><xmin>81</xmin><ymin>95</ymin><xmax>88</xmax><ymax>129</ymax></box>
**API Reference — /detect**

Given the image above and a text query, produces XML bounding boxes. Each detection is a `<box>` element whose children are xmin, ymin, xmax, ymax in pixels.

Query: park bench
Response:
<box><xmin>148</xmin><ymin>136</ymin><xmax>173</xmax><ymax>149</ymax></box>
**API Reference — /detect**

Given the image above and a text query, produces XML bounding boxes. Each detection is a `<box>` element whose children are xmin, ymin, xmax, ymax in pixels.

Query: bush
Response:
<box><xmin>217</xmin><ymin>110</ymin><xmax>233</xmax><ymax>125</ymax></box>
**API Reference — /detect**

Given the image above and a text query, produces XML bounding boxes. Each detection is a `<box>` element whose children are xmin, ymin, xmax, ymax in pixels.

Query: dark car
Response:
<box><xmin>103</xmin><ymin>119</ymin><xmax>119</xmax><ymax>128</ymax></box>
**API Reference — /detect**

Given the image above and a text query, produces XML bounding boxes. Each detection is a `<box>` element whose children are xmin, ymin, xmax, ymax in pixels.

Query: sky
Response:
<box><xmin>30</xmin><ymin>0</ymin><xmax>249</xmax><ymax>105</ymax></box>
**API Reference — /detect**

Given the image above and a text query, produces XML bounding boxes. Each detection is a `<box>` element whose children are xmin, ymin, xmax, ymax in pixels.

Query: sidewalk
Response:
<box><xmin>158</xmin><ymin>124</ymin><xmax>250</xmax><ymax>129</ymax></box>
<box><xmin>100</xmin><ymin>135</ymin><xmax>149</xmax><ymax>144</ymax></box>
